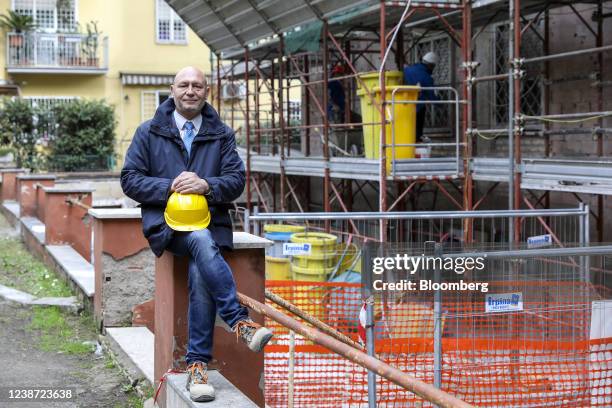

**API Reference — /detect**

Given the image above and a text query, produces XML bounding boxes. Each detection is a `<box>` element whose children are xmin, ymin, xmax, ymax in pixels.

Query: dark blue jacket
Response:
<box><xmin>403</xmin><ymin>63</ymin><xmax>438</xmax><ymax>112</ymax></box>
<box><xmin>120</xmin><ymin>98</ymin><xmax>245</xmax><ymax>257</ymax></box>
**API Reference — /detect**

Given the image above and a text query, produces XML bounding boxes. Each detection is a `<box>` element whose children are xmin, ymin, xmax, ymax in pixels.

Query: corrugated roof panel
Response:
<box><xmin>167</xmin><ymin>0</ymin><xmax>493</xmax><ymax>58</ymax></box>
<box><xmin>167</xmin><ymin>0</ymin><xmax>325</xmax><ymax>55</ymax></box>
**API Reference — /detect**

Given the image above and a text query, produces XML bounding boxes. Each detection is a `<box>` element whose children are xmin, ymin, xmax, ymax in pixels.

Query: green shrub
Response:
<box><xmin>0</xmin><ymin>146</ymin><xmax>13</xmax><ymax>156</ymax></box>
<box><xmin>0</xmin><ymin>97</ymin><xmax>43</xmax><ymax>170</ymax></box>
<box><xmin>48</xmin><ymin>99</ymin><xmax>116</xmax><ymax>171</ymax></box>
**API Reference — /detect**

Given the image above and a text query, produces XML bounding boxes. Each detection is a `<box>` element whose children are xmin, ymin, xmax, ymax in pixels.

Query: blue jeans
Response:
<box><xmin>167</xmin><ymin>229</ymin><xmax>249</xmax><ymax>365</ymax></box>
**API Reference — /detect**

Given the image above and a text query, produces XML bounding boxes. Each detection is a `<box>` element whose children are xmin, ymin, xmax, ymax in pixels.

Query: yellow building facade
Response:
<box><xmin>0</xmin><ymin>0</ymin><xmax>213</xmax><ymax>165</ymax></box>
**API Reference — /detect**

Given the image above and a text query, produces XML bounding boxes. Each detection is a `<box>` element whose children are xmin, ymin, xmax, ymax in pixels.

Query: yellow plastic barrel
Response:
<box><xmin>289</xmin><ymin>232</ymin><xmax>337</xmax><ymax>326</ymax></box>
<box><xmin>290</xmin><ymin>264</ymin><xmax>334</xmax><ymax>282</ymax></box>
<box><xmin>292</xmin><ymin>252</ymin><xmax>337</xmax><ymax>269</ymax></box>
<box><xmin>357</xmin><ymin>71</ymin><xmax>404</xmax><ymax>91</ymax></box>
<box><xmin>263</xmin><ymin>224</ymin><xmax>305</xmax><ymax>276</ymax></box>
<box><xmin>290</xmin><ymin>232</ymin><xmax>337</xmax><ymax>278</ymax></box>
<box><xmin>290</xmin><ymin>232</ymin><xmax>337</xmax><ymax>252</ymax></box>
<box><xmin>357</xmin><ymin>75</ymin><xmax>419</xmax><ymax>167</ymax></box>
<box><xmin>263</xmin><ymin>224</ymin><xmax>306</xmax><ymax>234</ymax></box>
<box><xmin>265</xmin><ymin>256</ymin><xmax>291</xmax><ymax>280</ymax></box>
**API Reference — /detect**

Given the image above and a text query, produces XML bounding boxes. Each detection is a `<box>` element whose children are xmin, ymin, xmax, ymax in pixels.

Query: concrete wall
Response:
<box><xmin>100</xmin><ymin>249</ymin><xmax>155</xmax><ymax>326</ymax></box>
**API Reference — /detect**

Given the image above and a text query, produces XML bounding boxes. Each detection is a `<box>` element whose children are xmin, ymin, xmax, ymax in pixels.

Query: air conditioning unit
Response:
<box><xmin>221</xmin><ymin>83</ymin><xmax>245</xmax><ymax>100</ymax></box>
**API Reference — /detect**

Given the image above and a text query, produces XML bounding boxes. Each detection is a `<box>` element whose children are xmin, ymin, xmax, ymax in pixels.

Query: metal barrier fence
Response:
<box><xmin>263</xmin><ymin>245</ymin><xmax>612</xmax><ymax>407</ymax></box>
<box><xmin>246</xmin><ymin>206</ymin><xmax>589</xmax><ymax>248</ymax></box>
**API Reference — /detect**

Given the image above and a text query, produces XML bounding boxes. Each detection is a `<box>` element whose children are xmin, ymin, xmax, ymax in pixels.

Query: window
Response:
<box><xmin>156</xmin><ymin>0</ymin><xmax>187</xmax><ymax>44</ymax></box>
<box><xmin>12</xmin><ymin>0</ymin><xmax>77</xmax><ymax>33</ymax></box>
<box><xmin>25</xmin><ymin>96</ymin><xmax>76</xmax><ymax>141</ymax></box>
<box><xmin>142</xmin><ymin>90</ymin><xmax>171</xmax><ymax>121</ymax></box>
<box><xmin>493</xmin><ymin>21</ymin><xmax>543</xmax><ymax>125</ymax></box>
<box><xmin>285</xmin><ymin>100</ymin><xmax>301</xmax><ymax>122</ymax></box>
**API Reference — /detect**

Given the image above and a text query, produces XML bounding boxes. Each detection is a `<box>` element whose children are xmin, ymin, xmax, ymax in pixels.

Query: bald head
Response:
<box><xmin>174</xmin><ymin>66</ymin><xmax>207</xmax><ymax>85</ymax></box>
<box><xmin>171</xmin><ymin>66</ymin><xmax>208</xmax><ymax>119</ymax></box>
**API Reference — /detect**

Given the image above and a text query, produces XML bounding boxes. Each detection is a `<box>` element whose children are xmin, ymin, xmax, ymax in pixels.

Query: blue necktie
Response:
<box><xmin>183</xmin><ymin>121</ymin><xmax>195</xmax><ymax>155</ymax></box>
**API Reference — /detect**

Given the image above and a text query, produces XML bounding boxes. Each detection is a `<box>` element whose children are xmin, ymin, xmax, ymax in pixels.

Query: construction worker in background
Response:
<box><xmin>403</xmin><ymin>51</ymin><xmax>439</xmax><ymax>143</ymax></box>
<box><xmin>120</xmin><ymin>66</ymin><xmax>273</xmax><ymax>403</ymax></box>
<box><xmin>328</xmin><ymin>63</ymin><xmax>346</xmax><ymax>124</ymax></box>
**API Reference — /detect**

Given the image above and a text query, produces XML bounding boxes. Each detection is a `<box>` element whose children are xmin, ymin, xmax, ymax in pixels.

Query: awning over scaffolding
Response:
<box><xmin>167</xmin><ymin>0</ymin><xmax>562</xmax><ymax>60</ymax></box>
<box><xmin>166</xmin><ymin>0</ymin><xmax>377</xmax><ymax>58</ymax></box>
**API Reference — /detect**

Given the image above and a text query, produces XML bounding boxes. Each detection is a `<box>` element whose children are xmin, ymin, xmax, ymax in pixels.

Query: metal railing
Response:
<box><xmin>245</xmin><ymin>206</ymin><xmax>589</xmax><ymax>248</ymax></box>
<box><xmin>6</xmin><ymin>32</ymin><xmax>109</xmax><ymax>71</ymax></box>
<box><xmin>389</xmin><ymin>85</ymin><xmax>463</xmax><ymax>177</ymax></box>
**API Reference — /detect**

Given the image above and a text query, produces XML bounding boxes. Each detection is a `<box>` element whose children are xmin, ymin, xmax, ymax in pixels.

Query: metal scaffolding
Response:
<box><xmin>168</xmin><ymin>0</ymin><xmax>611</xmax><ymax>243</ymax></box>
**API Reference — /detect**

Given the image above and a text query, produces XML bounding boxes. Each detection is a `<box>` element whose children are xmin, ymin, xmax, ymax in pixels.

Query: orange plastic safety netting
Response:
<box><xmin>264</xmin><ymin>280</ymin><xmax>612</xmax><ymax>407</ymax></box>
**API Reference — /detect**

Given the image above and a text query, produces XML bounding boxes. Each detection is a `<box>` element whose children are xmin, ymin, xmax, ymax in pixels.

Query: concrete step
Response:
<box><xmin>105</xmin><ymin>327</ymin><xmax>155</xmax><ymax>385</ymax></box>
<box><xmin>21</xmin><ymin>216</ymin><xmax>45</xmax><ymax>244</ymax></box>
<box><xmin>1</xmin><ymin>200</ymin><xmax>20</xmax><ymax>229</ymax></box>
<box><xmin>46</xmin><ymin>245</ymin><xmax>95</xmax><ymax>298</ymax></box>
<box><xmin>166</xmin><ymin>372</ymin><xmax>258</xmax><ymax>408</ymax></box>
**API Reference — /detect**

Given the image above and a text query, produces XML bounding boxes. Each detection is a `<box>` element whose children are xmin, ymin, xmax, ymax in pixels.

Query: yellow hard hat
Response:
<box><xmin>164</xmin><ymin>192</ymin><xmax>211</xmax><ymax>231</ymax></box>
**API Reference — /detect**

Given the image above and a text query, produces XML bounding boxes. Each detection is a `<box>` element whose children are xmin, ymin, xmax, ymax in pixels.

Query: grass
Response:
<box><xmin>112</xmin><ymin>386</ymin><xmax>146</xmax><ymax>408</ymax></box>
<box><xmin>126</xmin><ymin>392</ymin><xmax>144</xmax><ymax>408</ymax></box>
<box><xmin>0</xmin><ymin>237</ymin><xmax>72</xmax><ymax>297</ymax></box>
<box><xmin>28</xmin><ymin>306</ymin><xmax>93</xmax><ymax>354</ymax></box>
<box><xmin>0</xmin><ymin>213</ymin><xmax>151</xmax><ymax>408</ymax></box>
<box><xmin>105</xmin><ymin>355</ymin><xmax>117</xmax><ymax>369</ymax></box>
<box><xmin>142</xmin><ymin>384</ymin><xmax>155</xmax><ymax>400</ymax></box>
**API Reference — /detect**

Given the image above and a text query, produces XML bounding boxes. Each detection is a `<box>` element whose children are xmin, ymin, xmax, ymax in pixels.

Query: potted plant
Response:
<box><xmin>0</xmin><ymin>10</ymin><xmax>36</xmax><ymax>47</ymax></box>
<box><xmin>81</xmin><ymin>21</ymin><xmax>101</xmax><ymax>67</ymax></box>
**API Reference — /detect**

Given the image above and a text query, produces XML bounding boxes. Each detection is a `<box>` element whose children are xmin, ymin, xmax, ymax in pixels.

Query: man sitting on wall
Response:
<box><xmin>121</xmin><ymin>66</ymin><xmax>273</xmax><ymax>403</ymax></box>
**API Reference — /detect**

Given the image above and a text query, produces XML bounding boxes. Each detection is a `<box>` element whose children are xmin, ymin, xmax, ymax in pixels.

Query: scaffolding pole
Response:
<box><xmin>522</xmin><ymin>43</ymin><xmax>612</xmax><ymax>64</ymax></box>
<box><xmin>513</xmin><ymin>0</ymin><xmax>522</xmax><ymax>243</ymax></box>
<box><xmin>244</xmin><ymin>47</ymin><xmax>251</xmax><ymax>210</ymax></box>
<box><xmin>508</xmin><ymin>0</ymin><xmax>516</xmax><ymax>246</ymax></box>
<box><xmin>462</xmin><ymin>0</ymin><xmax>473</xmax><ymax>243</ymax></box>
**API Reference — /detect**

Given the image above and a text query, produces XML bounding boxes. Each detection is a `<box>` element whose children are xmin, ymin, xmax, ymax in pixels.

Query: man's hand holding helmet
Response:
<box><xmin>171</xmin><ymin>171</ymin><xmax>210</xmax><ymax>195</ymax></box>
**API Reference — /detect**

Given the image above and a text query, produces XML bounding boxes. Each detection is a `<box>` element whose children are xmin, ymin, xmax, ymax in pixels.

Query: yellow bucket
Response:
<box><xmin>265</xmin><ymin>256</ymin><xmax>291</xmax><ymax>280</ymax></box>
<box><xmin>290</xmin><ymin>232</ymin><xmax>337</xmax><ymax>252</ymax></box>
<box><xmin>292</xmin><ymin>252</ymin><xmax>338</xmax><ymax>269</ymax></box>
<box><xmin>263</xmin><ymin>224</ymin><xmax>305</xmax><ymax>233</ymax></box>
<box><xmin>357</xmin><ymin>82</ymin><xmax>419</xmax><ymax>166</ymax></box>
<box><xmin>264</xmin><ymin>224</ymin><xmax>306</xmax><ymax>259</ymax></box>
<box><xmin>357</xmin><ymin>71</ymin><xmax>404</xmax><ymax>91</ymax></box>
<box><xmin>290</xmin><ymin>263</ymin><xmax>334</xmax><ymax>282</ymax></box>
<box><xmin>290</xmin><ymin>232</ymin><xmax>337</xmax><ymax>276</ymax></box>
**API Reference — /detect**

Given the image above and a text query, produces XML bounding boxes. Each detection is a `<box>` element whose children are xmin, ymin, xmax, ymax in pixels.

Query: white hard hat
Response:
<box><xmin>422</xmin><ymin>51</ymin><xmax>439</xmax><ymax>65</ymax></box>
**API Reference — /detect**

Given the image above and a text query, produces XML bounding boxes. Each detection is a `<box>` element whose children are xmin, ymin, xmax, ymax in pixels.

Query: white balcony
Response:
<box><xmin>6</xmin><ymin>32</ymin><xmax>109</xmax><ymax>74</ymax></box>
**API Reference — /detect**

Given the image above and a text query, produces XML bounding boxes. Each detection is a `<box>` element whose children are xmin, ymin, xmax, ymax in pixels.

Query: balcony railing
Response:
<box><xmin>6</xmin><ymin>32</ymin><xmax>108</xmax><ymax>74</ymax></box>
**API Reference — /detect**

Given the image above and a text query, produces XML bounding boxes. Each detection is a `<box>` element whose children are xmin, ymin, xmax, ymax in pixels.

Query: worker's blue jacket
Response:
<box><xmin>120</xmin><ymin>98</ymin><xmax>245</xmax><ymax>257</ymax></box>
<box><xmin>403</xmin><ymin>63</ymin><xmax>438</xmax><ymax>112</ymax></box>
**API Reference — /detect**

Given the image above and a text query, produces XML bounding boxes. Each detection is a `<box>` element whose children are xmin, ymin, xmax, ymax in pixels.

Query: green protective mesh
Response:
<box><xmin>282</xmin><ymin>4</ymin><xmax>371</xmax><ymax>55</ymax></box>
<box><xmin>328</xmin><ymin>4</ymin><xmax>371</xmax><ymax>25</ymax></box>
<box><xmin>284</xmin><ymin>20</ymin><xmax>323</xmax><ymax>54</ymax></box>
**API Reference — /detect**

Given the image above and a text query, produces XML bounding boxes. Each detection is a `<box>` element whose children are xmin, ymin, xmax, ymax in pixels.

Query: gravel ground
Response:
<box><xmin>0</xmin><ymin>212</ymin><xmax>142</xmax><ymax>408</ymax></box>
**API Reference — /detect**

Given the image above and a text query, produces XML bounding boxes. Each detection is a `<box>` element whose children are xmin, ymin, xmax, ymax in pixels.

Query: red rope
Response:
<box><xmin>153</xmin><ymin>368</ymin><xmax>185</xmax><ymax>405</ymax></box>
